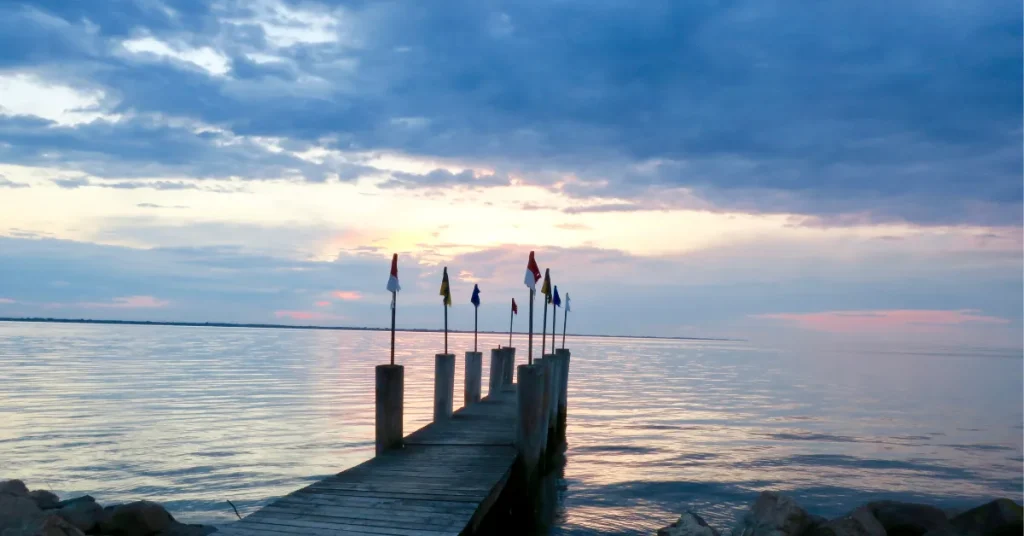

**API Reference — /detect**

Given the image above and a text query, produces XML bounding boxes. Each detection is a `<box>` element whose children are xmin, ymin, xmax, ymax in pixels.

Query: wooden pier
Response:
<box><xmin>219</xmin><ymin>348</ymin><xmax>569</xmax><ymax>536</ymax></box>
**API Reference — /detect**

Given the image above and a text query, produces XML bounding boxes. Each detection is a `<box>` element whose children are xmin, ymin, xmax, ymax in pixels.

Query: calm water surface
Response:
<box><xmin>0</xmin><ymin>322</ymin><xmax>1021</xmax><ymax>534</ymax></box>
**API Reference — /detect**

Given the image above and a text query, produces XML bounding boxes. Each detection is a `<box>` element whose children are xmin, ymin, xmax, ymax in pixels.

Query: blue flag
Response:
<box><xmin>470</xmin><ymin>284</ymin><xmax>481</xmax><ymax>307</ymax></box>
<box><xmin>552</xmin><ymin>286</ymin><xmax>561</xmax><ymax>307</ymax></box>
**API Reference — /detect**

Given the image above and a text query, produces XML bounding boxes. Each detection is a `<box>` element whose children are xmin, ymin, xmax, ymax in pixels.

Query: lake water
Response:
<box><xmin>0</xmin><ymin>322</ymin><xmax>1021</xmax><ymax>534</ymax></box>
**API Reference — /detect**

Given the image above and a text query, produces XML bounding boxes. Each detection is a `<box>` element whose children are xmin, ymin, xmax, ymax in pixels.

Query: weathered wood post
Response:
<box><xmin>502</xmin><ymin>347</ymin><xmax>516</xmax><ymax>388</ymax></box>
<box><xmin>464</xmin><ymin>351</ymin><xmax>482</xmax><ymax>406</ymax></box>
<box><xmin>554</xmin><ymin>348</ymin><xmax>571</xmax><ymax>438</ymax></box>
<box><xmin>488</xmin><ymin>348</ymin><xmax>505</xmax><ymax>396</ymax></box>
<box><xmin>541</xmin><ymin>354</ymin><xmax>559</xmax><ymax>451</ymax></box>
<box><xmin>515</xmin><ymin>363</ymin><xmax>545</xmax><ymax>486</ymax></box>
<box><xmin>434</xmin><ymin>353</ymin><xmax>455</xmax><ymax>421</ymax></box>
<box><xmin>534</xmin><ymin>356</ymin><xmax>553</xmax><ymax>457</ymax></box>
<box><xmin>375</xmin><ymin>364</ymin><xmax>404</xmax><ymax>454</ymax></box>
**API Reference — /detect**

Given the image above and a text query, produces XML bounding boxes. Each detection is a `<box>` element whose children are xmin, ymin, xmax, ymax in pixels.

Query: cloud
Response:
<box><xmin>378</xmin><ymin>169</ymin><xmax>509</xmax><ymax>190</ymax></box>
<box><xmin>52</xmin><ymin>177</ymin><xmax>90</xmax><ymax>189</ymax></box>
<box><xmin>53</xmin><ymin>177</ymin><xmax>242</xmax><ymax>193</ymax></box>
<box><xmin>314</xmin><ymin>300</ymin><xmax>331</xmax><ymax>307</ymax></box>
<box><xmin>0</xmin><ymin>298</ymin><xmax>15</xmax><ymax>304</ymax></box>
<box><xmin>78</xmin><ymin>295</ymin><xmax>170</xmax><ymax>309</ymax></box>
<box><xmin>555</xmin><ymin>223</ymin><xmax>591</xmax><ymax>231</ymax></box>
<box><xmin>137</xmin><ymin>203</ymin><xmax>189</xmax><ymax>209</ymax></box>
<box><xmin>754</xmin><ymin>309</ymin><xmax>1011</xmax><ymax>333</ymax></box>
<box><xmin>331</xmin><ymin>290</ymin><xmax>362</xmax><ymax>301</ymax></box>
<box><xmin>0</xmin><ymin>176</ymin><xmax>29</xmax><ymax>188</ymax></box>
<box><xmin>0</xmin><ymin>1</ymin><xmax>1017</xmax><ymax>224</ymax></box>
<box><xmin>563</xmin><ymin>203</ymin><xmax>646</xmax><ymax>215</ymax></box>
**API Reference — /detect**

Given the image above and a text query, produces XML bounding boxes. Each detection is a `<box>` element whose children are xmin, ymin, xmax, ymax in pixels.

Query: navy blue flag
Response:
<box><xmin>552</xmin><ymin>286</ymin><xmax>561</xmax><ymax>307</ymax></box>
<box><xmin>470</xmin><ymin>284</ymin><xmax>481</xmax><ymax>307</ymax></box>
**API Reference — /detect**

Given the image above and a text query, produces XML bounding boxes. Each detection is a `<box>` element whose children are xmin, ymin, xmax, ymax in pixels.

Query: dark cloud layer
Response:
<box><xmin>1</xmin><ymin>0</ymin><xmax>1020</xmax><ymax>224</ymax></box>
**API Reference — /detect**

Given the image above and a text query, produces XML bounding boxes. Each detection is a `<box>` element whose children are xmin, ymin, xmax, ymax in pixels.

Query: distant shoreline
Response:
<box><xmin>0</xmin><ymin>317</ymin><xmax>734</xmax><ymax>342</ymax></box>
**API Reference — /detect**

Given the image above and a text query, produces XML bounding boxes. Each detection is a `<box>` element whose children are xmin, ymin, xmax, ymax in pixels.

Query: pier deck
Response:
<box><xmin>220</xmin><ymin>388</ymin><xmax>519</xmax><ymax>536</ymax></box>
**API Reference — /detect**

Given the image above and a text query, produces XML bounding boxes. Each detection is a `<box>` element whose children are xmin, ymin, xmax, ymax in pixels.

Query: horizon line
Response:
<box><xmin>0</xmin><ymin>317</ymin><xmax>735</xmax><ymax>342</ymax></box>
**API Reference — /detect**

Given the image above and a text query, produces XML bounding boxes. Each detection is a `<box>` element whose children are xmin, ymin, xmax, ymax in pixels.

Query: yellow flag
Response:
<box><xmin>540</xmin><ymin>268</ymin><xmax>551</xmax><ymax>302</ymax></box>
<box><xmin>439</xmin><ymin>267</ymin><xmax>452</xmax><ymax>306</ymax></box>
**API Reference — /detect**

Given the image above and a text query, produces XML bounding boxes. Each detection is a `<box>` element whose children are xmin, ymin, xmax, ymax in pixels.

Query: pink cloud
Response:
<box><xmin>0</xmin><ymin>298</ymin><xmax>14</xmax><ymax>304</ymax></box>
<box><xmin>314</xmin><ymin>301</ymin><xmax>331</xmax><ymax>307</ymax></box>
<box><xmin>78</xmin><ymin>296</ymin><xmax>170</xmax><ymax>309</ymax></box>
<box><xmin>331</xmin><ymin>291</ymin><xmax>362</xmax><ymax>301</ymax></box>
<box><xmin>275</xmin><ymin>310</ymin><xmax>345</xmax><ymax>321</ymax></box>
<box><xmin>755</xmin><ymin>309</ymin><xmax>1009</xmax><ymax>333</ymax></box>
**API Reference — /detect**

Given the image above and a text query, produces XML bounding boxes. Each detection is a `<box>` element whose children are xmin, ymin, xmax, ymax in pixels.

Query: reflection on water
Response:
<box><xmin>0</xmin><ymin>322</ymin><xmax>1020</xmax><ymax>535</ymax></box>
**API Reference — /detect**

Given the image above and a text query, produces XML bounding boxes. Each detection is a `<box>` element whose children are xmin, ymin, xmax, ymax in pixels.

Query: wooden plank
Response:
<box><xmin>223</xmin><ymin>386</ymin><xmax>522</xmax><ymax>535</ymax></box>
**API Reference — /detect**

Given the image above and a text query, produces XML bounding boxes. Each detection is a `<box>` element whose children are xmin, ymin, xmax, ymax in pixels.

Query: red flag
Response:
<box><xmin>524</xmin><ymin>251</ymin><xmax>541</xmax><ymax>289</ymax></box>
<box><xmin>512</xmin><ymin>298</ymin><xmax>518</xmax><ymax>315</ymax></box>
<box><xmin>386</xmin><ymin>254</ymin><xmax>400</xmax><ymax>292</ymax></box>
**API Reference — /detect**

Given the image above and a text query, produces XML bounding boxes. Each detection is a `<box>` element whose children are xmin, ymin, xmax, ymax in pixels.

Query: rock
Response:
<box><xmin>0</xmin><ymin>494</ymin><xmax>44</xmax><ymax>533</ymax></box>
<box><xmin>1</xmin><ymin>514</ymin><xmax>85</xmax><ymax>536</ymax></box>
<box><xmin>156</xmin><ymin>522</ymin><xmax>218</xmax><ymax>536</ymax></box>
<box><xmin>0</xmin><ymin>482</ymin><xmax>29</xmax><ymax>498</ymax></box>
<box><xmin>658</xmin><ymin>512</ymin><xmax>721</xmax><ymax>536</ymax></box>
<box><xmin>733</xmin><ymin>492</ymin><xmax>814</xmax><ymax>536</ymax></box>
<box><xmin>99</xmin><ymin>501</ymin><xmax>175</xmax><ymax>536</ymax></box>
<box><xmin>868</xmin><ymin>501</ymin><xmax>950</xmax><ymax>536</ymax></box>
<box><xmin>949</xmin><ymin>499</ymin><xmax>1023</xmax><ymax>536</ymax></box>
<box><xmin>54</xmin><ymin>497</ymin><xmax>103</xmax><ymax>534</ymax></box>
<box><xmin>807</xmin><ymin>507</ymin><xmax>886</xmax><ymax>536</ymax></box>
<box><xmin>27</xmin><ymin>492</ymin><xmax>59</xmax><ymax>511</ymax></box>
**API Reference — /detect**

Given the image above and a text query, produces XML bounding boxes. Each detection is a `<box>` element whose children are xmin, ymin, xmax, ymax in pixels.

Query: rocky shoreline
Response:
<box><xmin>659</xmin><ymin>492</ymin><xmax>1022</xmax><ymax>536</ymax></box>
<box><xmin>0</xmin><ymin>480</ymin><xmax>216</xmax><ymax>536</ymax></box>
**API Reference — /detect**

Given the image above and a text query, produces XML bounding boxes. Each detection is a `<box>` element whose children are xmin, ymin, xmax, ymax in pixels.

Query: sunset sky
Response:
<box><xmin>0</xmin><ymin>1</ymin><xmax>1021</xmax><ymax>346</ymax></box>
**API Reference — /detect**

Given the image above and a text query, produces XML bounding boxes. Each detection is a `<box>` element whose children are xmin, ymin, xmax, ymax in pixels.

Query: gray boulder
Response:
<box><xmin>0</xmin><ymin>482</ymin><xmax>29</xmax><ymax>498</ymax></box>
<box><xmin>1</xmin><ymin>514</ymin><xmax>85</xmax><ymax>536</ymax></box>
<box><xmin>658</xmin><ymin>512</ymin><xmax>721</xmax><ymax>536</ymax></box>
<box><xmin>99</xmin><ymin>501</ymin><xmax>175</xmax><ymax>536</ymax></box>
<box><xmin>948</xmin><ymin>499</ymin><xmax>1023</xmax><ymax>536</ymax></box>
<box><xmin>0</xmin><ymin>494</ymin><xmax>44</xmax><ymax>533</ymax></box>
<box><xmin>867</xmin><ymin>501</ymin><xmax>949</xmax><ymax>536</ymax></box>
<box><xmin>806</xmin><ymin>507</ymin><xmax>886</xmax><ymax>536</ymax></box>
<box><xmin>27</xmin><ymin>492</ymin><xmax>59</xmax><ymax>511</ymax></box>
<box><xmin>156</xmin><ymin>522</ymin><xmax>218</xmax><ymax>536</ymax></box>
<box><xmin>733</xmin><ymin>492</ymin><xmax>815</xmax><ymax>536</ymax></box>
<box><xmin>54</xmin><ymin>497</ymin><xmax>103</xmax><ymax>533</ymax></box>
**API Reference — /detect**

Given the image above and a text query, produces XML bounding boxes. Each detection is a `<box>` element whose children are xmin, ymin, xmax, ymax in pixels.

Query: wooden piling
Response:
<box><xmin>501</xmin><ymin>347</ymin><xmax>516</xmax><ymax>388</ymax></box>
<box><xmin>464</xmin><ymin>351</ymin><xmax>482</xmax><ymax>406</ymax></box>
<box><xmin>515</xmin><ymin>363</ymin><xmax>546</xmax><ymax>486</ymax></box>
<box><xmin>433</xmin><ymin>353</ymin><xmax>455</xmax><ymax>421</ymax></box>
<box><xmin>374</xmin><ymin>364</ymin><xmax>404</xmax><ymax>454</ymax></box>
<box><xmin>554</xmin><ymin>348</ymin><xmax>571</xmax><ymax>438</ymax></box>
<box><xmin>488</xmin><ymin>348</ymin><xmax>505</xmax><ymax>396</ymax></box>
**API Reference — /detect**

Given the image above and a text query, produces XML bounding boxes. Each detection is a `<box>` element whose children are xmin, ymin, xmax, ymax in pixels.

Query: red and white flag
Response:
<box><xmin>386</xmin><ymin>254</ymin><xmax>400</xmax><ymax>293</ymax></box>
<box><xmin>524</xmin><ymin>251</ymin><xmax>541</xmax><ymax>290</ymax></box>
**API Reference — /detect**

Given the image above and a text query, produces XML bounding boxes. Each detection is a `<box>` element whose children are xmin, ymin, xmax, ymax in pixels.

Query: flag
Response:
<box><xmin>471</xmin><ymin>284</ymin><xmax>480</xmax><ymax>307</ymax></box>
<box><xmin>524</xmin><ymin>251</ymin><xmax>541</xmax><ymax>290</ymax></box>
<box><xmin>565</xmin><ymin>293</ymin><xmax>570</xmax><ymax>312</ymax></box>
<box><xmin>540</xmin><ymin>268</ymin><xmax>551</xmax><ymax>303</ymax></box>
<box><xmin>386</xmin><ymin>254</ymin><xmax>400</xmax><ymax>292</ymax></box>
<box><xmin>552</xmin><ymin>286</ymin><xmax>561</xmax><ymax>307</ymax></box>
<box><xmin>512</xmin><ymin>298</ymin><xmax>518</xmax><ymax>314</ymax></box>
<box><xmin>439</xmin><ymin>267</ymin><xmax>452</xmax><ymax>306</ymax></box>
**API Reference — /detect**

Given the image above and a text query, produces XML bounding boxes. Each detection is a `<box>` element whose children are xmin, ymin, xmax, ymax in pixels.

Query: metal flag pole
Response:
<box><xmin>528</xmin><ymin>289</ymin><xmax>534</xmax><ymax>365</ymax></box>
<box><xmin>474</xmin><ymin>304</ymin><xmax>478</xmax><ymax>353</ymax></box>
<box><xmin>562</xmin><ymin>299</ymin><xmax>568</xmax><ymax>349</ymax></box>
<box><xmin>552</xmin><ymin>292</ymin><xmax>557</xmax><ymax>348</ymax></box>
<box><xmin>508</xmin><ymin>300</ymin><xmax>514</xmax><ymax>347</ymax></box>
<box><xmin>390</xmin><ymin>291</ymin><xmax>396</xmax><ymax>365</ymax></box>
<box><xmin>444</xmin><ymin>299</ymin><xmax>448</xmax><ymax>355</ymax></box>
